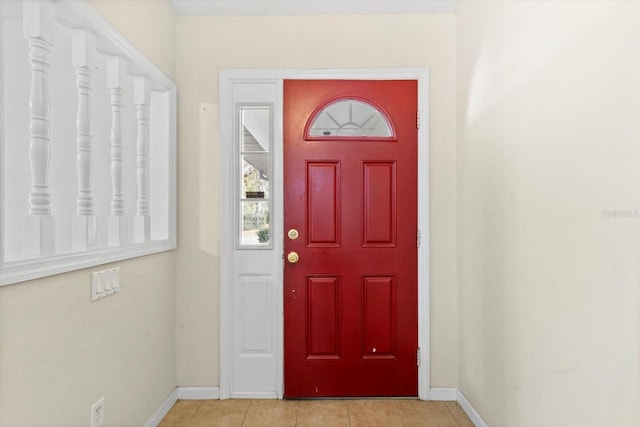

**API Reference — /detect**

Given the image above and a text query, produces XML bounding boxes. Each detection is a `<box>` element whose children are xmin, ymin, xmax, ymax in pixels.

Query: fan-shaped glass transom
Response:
<box><xmin>307</xmin><ymin>99</ymin><xmax>393</xmax><ymax>138</ymax></box>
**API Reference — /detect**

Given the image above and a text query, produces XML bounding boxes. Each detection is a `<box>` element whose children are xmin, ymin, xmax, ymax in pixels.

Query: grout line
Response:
<box><xmin>240</xmin><ymin>399</ymin><xmax>253</xmax><ymax>426</ymax></box>
<box><xmin>346</xmin><ymin>400</ymin><xmax>352</xmax><ymax>427</ymax></box>
<box><xmin>396</xmin><ymin>399</ymin><xmax>408</xmax><ymax>427</ymax></box>
<box><xmin>443</xmin><ymin>401</ymin><xmax>462</xmax><ymax>427</ymax></box>
<box><xmin>183</xmin><ymin>402</ymin><xmax>190</xmax><ymax>427</ymax></box>
<box><xmin>294</xmin><ymin>399</ymin><xmax>301</xmax><ymax>426</ymax></box>
<box><xmin>183</xmin><ymin>399</ymin><xmax>201</xmax><ymax>427</ymax></box>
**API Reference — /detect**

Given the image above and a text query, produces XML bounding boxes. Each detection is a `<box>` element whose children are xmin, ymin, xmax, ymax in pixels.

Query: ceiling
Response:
<box><xmin>168</xmin><ymin>0</ymin><xmax>459</xmax><ymax>16</ymax></box>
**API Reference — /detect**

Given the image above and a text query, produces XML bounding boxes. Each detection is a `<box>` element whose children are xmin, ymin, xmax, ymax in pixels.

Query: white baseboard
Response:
<box><xmin>143</xmin><ymin>388</ymin><xmax>178</xmax><ymax>427</ymax></box>
<box><xmin>144</xmin><ymin>387</ymin><xmax>220</xmax><ymax>427</ymax></box>
<box><xmin>229</xmin><ymin>392</ymin><xmax>279</xmax><ymax>399</ymax></box>
<box><xmin>177</xmin><ymin>386</ymin><xmax>221</xmax><ymax>400</ymax></box>
<box><xmin>456</xmin><ymin>390</ymin><xmax>489</xmax><ymax>427</ymax></box>
<box><xmin>428</xmin><ymin>387</ymin><xmax>488</xmax><ymax>427</ymax></box>
<box><xmin>429</xmin><ymin>387</ymin><xmax>458</xmax><ymax>401</ymax></box>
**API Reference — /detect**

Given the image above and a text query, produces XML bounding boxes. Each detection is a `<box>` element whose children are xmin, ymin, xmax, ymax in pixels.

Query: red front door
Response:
<box><xmin>283</xmin><ymin>80</ymin><xmax>418</xmax><ymax>397</ymax></box>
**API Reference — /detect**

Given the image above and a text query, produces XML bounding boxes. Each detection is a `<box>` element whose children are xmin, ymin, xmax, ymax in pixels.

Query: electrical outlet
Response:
<box><xmin>91</xmin><ymin>397</ymin><xmax>105</xmax><ymax>427</ymax></box>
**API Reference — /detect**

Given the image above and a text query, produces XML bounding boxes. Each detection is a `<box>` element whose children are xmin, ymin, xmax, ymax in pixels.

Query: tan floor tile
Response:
<box><xmin>347</xmin><ymin>400</ymin><xmax>405</xmax><ymax>427</ymax></box>
<box><xmin>157</xmin><ymin>397</ymin><xmax>475</xmax><ymax>427</ymax></box>
<box><xmin>242</xmin><ymin>399</ymin><xmax>299</xmax><ymax>427</ymax></box>
<box><xmin>397</xmin><ymin>400</ymin><xmax>459</xmax><ymax>427</ymax></box>
<box><xmin>445</xmin><ymin>402</ymin><xmax>474</xmax><ymax>427</ymax></box>
<box><xmin>158</xmin><ymin>400</ymin><xmax>203</xmax><ymax>427</ymax></box>
<box><xmin>189</xmin><ymin>399</ymin><xmax>251</xmax><ymax>427</ymax></box>
<box><xmin>296</xmin><ymin>400</ymin><xmax>350</xmax><ymax>427</ymax></box>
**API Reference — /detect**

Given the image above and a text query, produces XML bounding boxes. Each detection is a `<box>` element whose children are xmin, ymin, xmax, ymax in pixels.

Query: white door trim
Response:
<box><xmin>219</xmin><ymin>68</ymin><xmax>430</xmax><ymax>399</ymax></box>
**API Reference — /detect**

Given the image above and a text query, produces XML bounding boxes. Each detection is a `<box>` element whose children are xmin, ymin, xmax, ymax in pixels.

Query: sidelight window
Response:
<box><xmin>238</xmin><ymin>105</ymin><xmax>272</xmax><ymax>248</ymax></box>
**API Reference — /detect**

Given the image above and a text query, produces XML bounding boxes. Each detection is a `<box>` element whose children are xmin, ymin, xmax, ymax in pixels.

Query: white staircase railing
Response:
<box><xmin>0</xmin><ymin>0</ymin><xmax>177</xmax><ymax>285</ymax></box>
<box><xmin>107</xmin><ymin>56</ymin><xmax>128</xmax><ymax>247</ymax></box>
<box><xmin>23</xmin><ymin>0</ymin><xmax>55</xmax><ymax>257</ymax></box>
<box><xmin>133</xmin><ymin>76</ymin><xmax>150</xmax><ymax>243</ymax></box>
<box><xmin>72</xmin><ymin>29</ymin><xmax>97</xmax><ymax>251</ymax></box>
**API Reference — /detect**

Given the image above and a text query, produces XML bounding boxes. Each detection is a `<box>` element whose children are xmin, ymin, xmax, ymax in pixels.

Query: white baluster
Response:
<box><xmin>71</xmin><ymin>30</ymin><xmax>97</xmax><ymax>251</ymax></box>
<box><xmin>107</xmin><ymin>56</ymin><xmax>128</xmax><ymax>247</ymax></box>
<box><xmin>133</xmin><ymin>76</ymin><xmax>150</xmax><ymax>243</ymax></box>
<box><xmin>23</xmin><ymin>0</ymin><xmax>55</xmax><ymax>257</ymax></box>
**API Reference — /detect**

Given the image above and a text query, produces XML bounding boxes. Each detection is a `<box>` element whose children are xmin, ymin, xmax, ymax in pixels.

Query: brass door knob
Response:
<box><xmin>287</xmin><ymin>251</ymin><xmax>300</xmax><ymax>264</ymax></box>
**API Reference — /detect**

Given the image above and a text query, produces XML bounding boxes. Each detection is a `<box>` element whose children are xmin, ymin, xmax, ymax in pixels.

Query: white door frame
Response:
<box><xmin>219</xmin><ymin>68</ymin><xmax>431</xmax><ymax>399</ymax></box>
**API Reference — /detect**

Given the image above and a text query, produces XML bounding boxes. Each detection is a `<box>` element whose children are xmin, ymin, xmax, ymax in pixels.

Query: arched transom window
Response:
<box><xmin>307</xmin><ymin>98</ymin><xmax>394</xmax><ymax>139</ymax></box>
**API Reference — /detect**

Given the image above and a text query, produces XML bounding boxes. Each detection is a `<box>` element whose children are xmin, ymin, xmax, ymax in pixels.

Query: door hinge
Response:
<box><xmin>417</xmin><ymin>229</ymin><xmax>421</xmax><ymax>248</ymax></box>
<box><xmin>416</xmin><ymin>111</ymin><xmax>420</xmax><ymax>129</ymax></box>
<box><xmin>417</xmin><ymin>347</ymin><xmax>421</xmax><ymax>367</ymax></box>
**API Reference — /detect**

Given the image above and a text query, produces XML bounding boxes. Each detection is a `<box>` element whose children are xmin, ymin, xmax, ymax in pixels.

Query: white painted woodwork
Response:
<box><xmin>219</xmin><ymin>69</ymin><xmax>430</xmax><ymax>400</ymax></box>
<box><xmin>133</xmin><ymin>76</ymin><xmax>150</xmax><ymax>243</ymax></box>
<box><xmin>148</xmin><ymin>91</ymin><xmax>173</xmax><ymax>242</ymax></box>
<box><xmin>72</xmin><ymin>29</ymin><xmax>97</xmax><ymax>251</ymax></box>
<box><xmin>0</xmin><ymin>1</ymin><xmax>177</xmax><ymax>285</ymax></box>
<box><xmin>220</xmin><ymin>80</ymin><xmax>282</xmax><ymax>398</ymax></box>
<box><xmin>22</xmin><ymin>0</ymin><xmax>56</xmax><ymax>257</ymax></box>
<box><xmin>232</xmin><ymin>275</ymin><xmax>277</xmax><ymax>394</ymax></box>
<box><xmin>107</xmin><ymin>56</ymin><xmax>128</xmax><ymax>247</ymax></box>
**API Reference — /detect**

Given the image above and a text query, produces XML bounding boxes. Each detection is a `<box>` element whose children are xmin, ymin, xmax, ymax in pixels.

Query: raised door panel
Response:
<box><xmin>362</xmin><ymin>275</ymin><xmax>396</xmax><ymax>358</ymax></box>
<box><xmin>306</xmin><ymin>276</ymin><xmax>341</xmax><ymax>359</ymax></box>
<box><xmin>232</xmin><ymin>273</ymin><xmax>276</xmax><ymax>393</ymax></box>
<box><xmin>307</xmin><ymin>162</ymin><xmax>340</xmax><ymax>247</ymax></box>
<box><xmin>363</xmin><ymin>162</ymin><xmax>396</xmax><ymax>247</ymax></box>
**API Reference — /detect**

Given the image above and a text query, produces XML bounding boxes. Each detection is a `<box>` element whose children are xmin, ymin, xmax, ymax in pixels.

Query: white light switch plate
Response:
<box><xmin>91</xmin><ymin>267</ymin><xmax>120</xmax><ymax>301</ymax></box>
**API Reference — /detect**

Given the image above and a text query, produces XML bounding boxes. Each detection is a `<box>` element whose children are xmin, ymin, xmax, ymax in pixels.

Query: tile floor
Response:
<box><xmin>159</xmin><ymin>399</ymin><xmax>474</xmax><ymax>427</ymax></box>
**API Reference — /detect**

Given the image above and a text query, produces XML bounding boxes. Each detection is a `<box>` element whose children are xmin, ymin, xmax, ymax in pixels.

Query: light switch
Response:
<box><xmin>91</xmin><ymin>267</ymin><xmax>120</xmax><ymax>301</ymax></box>
<box><xmin>91</xmin><ymin>271</ymin><xmax>104</xmax><ymax>301</ymax></box>
<box><xmin>104</xmin><ymin>271</ymin><xmax>113</xmax><ymax>293</ymax></box>
<box><xmin>112</xmin><ymin>267</ymin><xmax>120</xmax><ymax>292</ymax></box>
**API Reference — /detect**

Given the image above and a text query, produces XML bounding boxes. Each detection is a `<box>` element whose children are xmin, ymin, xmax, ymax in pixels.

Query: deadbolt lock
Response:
<box><xmin>287</xmin><ymin>229</ymin><xmax>299</xmax><ymax>240</ymax></box>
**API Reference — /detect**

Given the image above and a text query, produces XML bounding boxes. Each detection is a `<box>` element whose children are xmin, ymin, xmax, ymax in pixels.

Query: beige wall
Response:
<box><xmin>457</xmin><ymin>1</ymin><xmax>640</xmax><ymax>426</ymax></box>
<box><xmin>0</xmin><ymin>1</ymin><xmax>177</xmax><ymax>426</ymax></box>
<box><xmin>88</xmin><ymin>0</ymin><xmax>177</xmax><ymax>80</ymax></box>
<box><xmin>175</xmin><ymin>14</ymin><xmax>458</xmax><ymax>388</ymax></box>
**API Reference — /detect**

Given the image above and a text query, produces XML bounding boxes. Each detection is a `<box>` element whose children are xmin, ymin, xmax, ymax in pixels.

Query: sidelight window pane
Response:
<box><xmin>241</xmin><ymin>201</ymin><xmax>270</xmax><ymax>246</ymax></box>
<box><xmin>241</xmin><ymin>108</ymin><xmax>270</xmax><ymax>152</ymax></box>
<box><xmin>241</xmin><ymin>156</ymin><xmax>269</xmax><ymax>199</ymax></box>
<box><xmin>238</xmin><ymin>105</ymin><xmax>272</xmax><ymax>248</ymax></box>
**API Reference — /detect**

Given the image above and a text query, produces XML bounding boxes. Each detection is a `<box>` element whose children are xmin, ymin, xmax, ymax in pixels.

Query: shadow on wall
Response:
<box><xmin>199</xmin><ymin>103</ymin><xmax>220</xmax><ymax>257</ymax></box>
